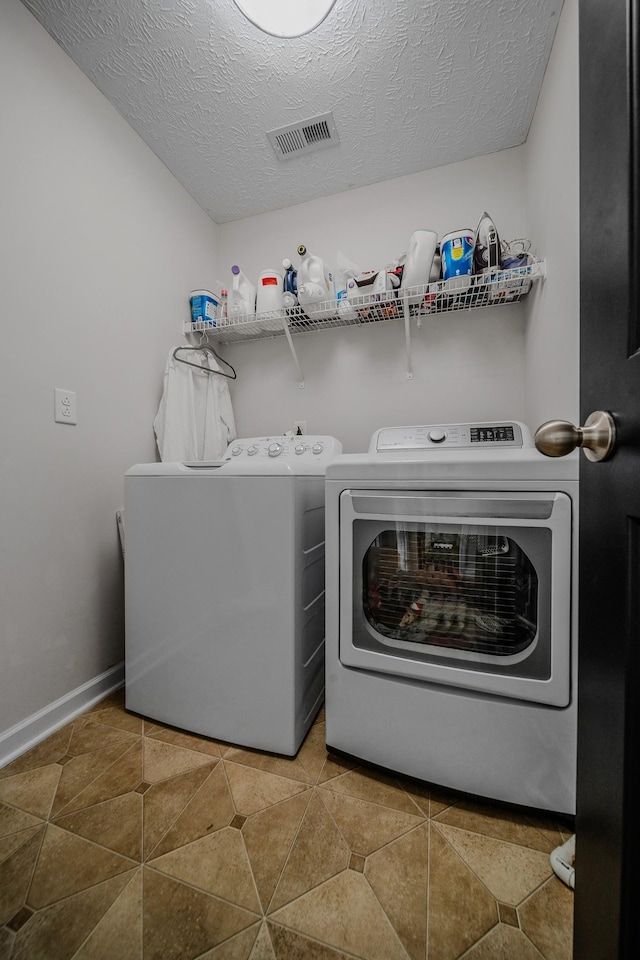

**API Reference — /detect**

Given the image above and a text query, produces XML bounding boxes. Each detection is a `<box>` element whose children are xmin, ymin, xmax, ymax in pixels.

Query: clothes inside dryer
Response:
<box><xmin>362</xmin><ymin>527</ymin><xmax>538</xmax><ymax>656</ymax></box>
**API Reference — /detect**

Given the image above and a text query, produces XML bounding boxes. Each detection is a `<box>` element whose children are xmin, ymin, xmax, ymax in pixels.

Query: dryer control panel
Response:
<box><xmin>371</xmin><ymin>421</ymin><xmax>530</xmax><ymax>453</ymax></box>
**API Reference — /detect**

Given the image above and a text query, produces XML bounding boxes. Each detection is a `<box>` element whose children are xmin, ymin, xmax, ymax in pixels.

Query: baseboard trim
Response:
<box><xmin>0</xmin><ymin>662</ymin><xmax>125</xmax><ymax>770</ymax></box>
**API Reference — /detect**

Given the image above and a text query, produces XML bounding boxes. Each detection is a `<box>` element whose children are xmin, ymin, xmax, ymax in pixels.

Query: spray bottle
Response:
<box><xmin>296</xmin><ymin>244</ymin><xmax>336</xmax><ymax>320</ymax></box>
<box><xmin>219</xmin><ymin>289</ymin><xmax>228</xmax><ymax>325</ymax></box>
<box><xmin>227</xmin><ymin>265</ymin><xmax>256</xmax><ymax>319</ymax></box>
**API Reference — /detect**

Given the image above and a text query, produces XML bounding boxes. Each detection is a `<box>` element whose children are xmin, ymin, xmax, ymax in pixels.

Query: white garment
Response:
<box><xmin>153</xmin><ymin>348</ymin><xmax>236</xmax><ymax>461</ymax></box>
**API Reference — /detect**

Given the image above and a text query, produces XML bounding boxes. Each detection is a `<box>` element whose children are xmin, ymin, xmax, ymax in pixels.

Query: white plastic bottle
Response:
<box><xmin>227</xmin><ymin>265</ymin><xmax>256</xmax><ymax>319</ymax></box>
<box><xmin>256</xmin><ymin>269</ymin><xmax>284</xmax><ymax>314</ymax></box>
<box><xmin>296</xmin><ymin>244</ymin><xmax>336</xmax><ymax>320</ymax></box>
<box><xmin>400</xmin><ymin>229</ymin><xmax>439</xmax><ymax>304</ymax></box>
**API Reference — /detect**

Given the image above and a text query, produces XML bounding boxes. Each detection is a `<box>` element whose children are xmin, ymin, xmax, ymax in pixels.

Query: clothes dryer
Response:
<box><xmin>325</xmin><ymin>422</ymin><xmax>578</xmax><ymax>813</ymax></box>
<box><xmin>125</xmin><ymin>435</ymin><xmax>341</xmax><ymax>755</ymax></box>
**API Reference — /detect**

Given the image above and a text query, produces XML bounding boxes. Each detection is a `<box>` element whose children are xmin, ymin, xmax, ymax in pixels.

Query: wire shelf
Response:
<box><xmin>185</xmin><ymin>261</ymin><xmax>544</xmax><ymax>344</ymax></box>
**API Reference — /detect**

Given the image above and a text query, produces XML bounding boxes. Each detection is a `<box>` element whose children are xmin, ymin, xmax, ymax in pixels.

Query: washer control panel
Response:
<box><xmin>372</xmin><ymin>422</ymin><xmax>529</xmax><ymax>453</ymax></box>
<box><xmin>226</xmin><ymin>435</ymin><xmax>342</xmax><ymax>466</ymax></box>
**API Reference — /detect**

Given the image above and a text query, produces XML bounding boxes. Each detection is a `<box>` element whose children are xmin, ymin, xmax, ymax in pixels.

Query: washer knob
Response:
<box><xmin>312</xmin><ymin>443</ymin><xmax>324</xmax><ymax>455</ymax></box>
<box><xmin>247</xmin><ymin>445</ymin><xmax>258</xmax><ymax>456</ymax></box>
<box><xmin>268</xmin><ymin>442</ymin><xmax>283</xmax><ymax>458</ymax></box>
<box><xmin>428</xmin><ymin>429</ymin><xmax>447</xmax><ymax>444</ymax></box>
<box><xmin>231</xmin><ymin>446</ymin><xmax>242</xmax><ymax>456</ymax></box>
<box><xmin>295</xmin><ymin>444</ymin><xmax>306</xmax><ymax>455</ymax></box>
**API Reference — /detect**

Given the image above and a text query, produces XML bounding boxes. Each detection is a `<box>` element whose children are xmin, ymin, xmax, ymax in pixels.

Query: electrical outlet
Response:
<box><xmin>293</xmin><ymin>420</ymin><xmax>307</xmax><ymax>435</ymax></box>
<box><xmin>54</xmin><ymin>388</ymin><xmax>77</xmax><ymax>425</ymax></box>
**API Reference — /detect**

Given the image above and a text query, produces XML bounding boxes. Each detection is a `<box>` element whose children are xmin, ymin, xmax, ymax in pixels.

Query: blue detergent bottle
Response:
<box><xmin>282</xmin><ymin>258</ymin><xmax>298</xmax><ymax>308</ymax></box>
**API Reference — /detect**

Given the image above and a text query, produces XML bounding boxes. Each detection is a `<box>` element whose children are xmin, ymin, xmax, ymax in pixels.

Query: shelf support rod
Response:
<box><xmin>282</xmin><ymin>317</ymin><xmax>305</xmax><ymax>388</ymax></box>
<box><xmin>402</xmin><ymin>296</ymin><xmax>413</xmax><ymax>380</ymax></box>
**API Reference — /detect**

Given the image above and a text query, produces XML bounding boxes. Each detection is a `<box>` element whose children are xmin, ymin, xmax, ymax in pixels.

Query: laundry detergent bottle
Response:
<box><xmin>296</xmin><ymin>244</ymin><xmax>336</xmax><ymax>319</ymax></box>
<box><xmin>282</xmin><ymin>258</ymin><xmax>298</xmax><ymax>309</ymax></box>
<box><xmin>227</xmin><ymin>265</ymin><xmax>256</xmax><ymax>319</ymax></box>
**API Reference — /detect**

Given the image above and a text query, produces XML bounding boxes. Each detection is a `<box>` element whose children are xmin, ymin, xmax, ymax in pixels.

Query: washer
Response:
<box><xmin>124</xmin><ymin>434</ymin><xmax>342</xmax><ymax>755</ymax></box>
<box><xmin>325</xmin><ymin>421</ymin><xmax>578</xmax><ymax>814</ymax></box>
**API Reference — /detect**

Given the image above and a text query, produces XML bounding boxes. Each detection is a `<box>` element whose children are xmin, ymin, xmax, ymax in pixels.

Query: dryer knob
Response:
<box><xmin>295</xmin><ymin>444</ymin><xmax>306</xmax><ymax>455</ymax></box>
<box><xmin>428</xmin><ymin>429</ymin><xmax>447</xmax><ymax>444</ymax></box>
<box><xmin>247</xmin><ymin>445</ymin><xmax>258</xmax><ymax>456</ymax></box>
<box><xmin>231</xmin><ymin>446</ymin><xmax>242</xmax><ymax>456</ymax></box>
<box><xmin>312</xmin><ymin>443</ymin><xmax>324</xmax><ymax>455</ymax></box>
<box><xmin>268</xmin><ymin>442</ymin><xmax>283</xmax><ymax>457</ymax></box>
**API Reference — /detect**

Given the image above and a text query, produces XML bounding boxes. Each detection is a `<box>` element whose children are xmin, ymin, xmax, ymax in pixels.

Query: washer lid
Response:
<box><xmin>126</xmin><ymin>435</ymin><xmax>343</xmax><ymax>477</ymax></box>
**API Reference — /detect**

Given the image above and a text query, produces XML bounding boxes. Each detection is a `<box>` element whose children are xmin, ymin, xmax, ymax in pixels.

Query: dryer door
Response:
<box><xmin>339</xmin><ymin>489</ymin><xmax>572</xmax><ymax>706</ymax></box>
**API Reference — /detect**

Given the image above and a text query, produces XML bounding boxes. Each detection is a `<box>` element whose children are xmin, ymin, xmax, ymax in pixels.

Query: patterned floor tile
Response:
<box><xmin>268</xmin><ymin>791</ymin><xmax>350</xmax><ymax>913</ymax></box>
<box><xmin>143</xmin><ymin>724</ymin><xmax>223</xmax><ymax>759</ymax></box>
<box><xmin>149</xmin><ymin>827</ymin><xmax>261</xmax><ymax>913</ymax></box>
<box><xmin>146</xmin><ymin>762</ymin><xmax>234</xmax><ymax>860</ymax></box>
<box><xmin>267</xmin><ymin>923</ymin><xmax>353</xmax><ymax>959</ymax></box>
<box><xmin>88</xmin><ymin>704</ymin><xmax>145</xmax><ymax>737</ymax></box>
<box><xmin>434</xmin><ymin>799</ymin><xmax>561</xmax><ymax>854</ymax></box>
<box><xmin>0</xmin><ymin>803</ymin><xmax>42</xmax><ymax>841</ymax></box>
<box><xmin>0</xmin><ymin>728</ymin><xmax>71</xmax><ymax>782</ymax></box>
<box><xmin>142</xmin><ymin>867</ymin><xmax>260</xmax><ymax>960</ymax></box>
<box><xmin>435</xmin><ymin>822</ymin><xmax>552</xmax><ymax>906</ymax></box>
<box><xmin>241</xmin><ymin>791</ymin><xmax>312</xmax><ymax>912</ymax></box>
<box><xmin>295</xmin><ymin>721</ymin><xmax>330</xmax><ymax>783</ymax></box>
<box><xmin>463</xmin><ymin>922</ymin><xmax>548</xmax><ymax>959</ymax></box>
<box><xmin>72</xmin><ymin>867</ymin><xmax>142</xmax><ymax>960</ymax></box>
<box><xmin>364</xmin><ymin>823</ymin><xmax>429</xmax><ymax>960</ymax></box>
<box><xmin>0</xmin><ymin>766</ymin><xmax>61</xmax><ymax>820</ymax></box>
<box><xmin>321</xmin><ymin>767</ymin><xmax>426</xmax><ymax>816</ymax></box>
<box><xmin>51</xmin><ymin>740</ymin><xmax>137</xmax><ymax>817</ymax></box>
<box><xmin>427</xmin><ymin>822</ymin><xmax>498</xmax><ymax>960</ymax></box>
<box><xmin>0</xmin><ymin>827</ymin><xmax>44</xmax><ymax>926</ymax></box>
<box><xmin>223</xmin><ymin>747</ymin><xmax>313</xmax><ymax>785</ymax></box>
<box><xmin>53</xmin><ymin>793</ymin><xmax>143</xmax><ymax>860</ymax></box>
<box><xmin>197</xmin><ymin>922</ymin><xmax>262</xmax><ymax>959</ymax></box>
<box><xmin>318</xmin><ymin>788</ymin><xmax>423</xmax><ymax>856</ymax></box>
<box><xmin>66</xmin><ymin>718</ymin><xmax>137</xmax><ymax>757</ymax></box>
<box><xmin>142</xmin><ymin>738</ymin><xmax>215</xmax><ymax>782</ymax></box>
<box><xmin>142</xmin><ymin>762</ymin><xmax>217</xmax><ymax>860</ymax></box>
<box><xmin>12</xmin><ymin>869</ymin><xmax>137</xmax><ymax>960</ymax></box>
<box><xmin>0</xmin><ymin>695</ymin><xmax>574</xmax><ymax>960</ymax></box>
<box><xmin>53</xmin><ymin>740</ymin><xmax>143</xmax><ymax>817</ymax></box>
<box><xmin>519</xmin><ymin>877</ymin><xmax>574</xmax><ymax>960</ymax></box>
<box><xmin>224</xmin><ymin>761</ymin><xmax>308</xmax><ymax>816</ymax></box>
<box><xmin>270</xmin><ymin>870</ymin><xmax>410</xmax><ymax>960</ymax></box>
<box><xmin>27</xmin><ymin>824</ymin><xmax>137</xmax><ymax>909</ymax></box>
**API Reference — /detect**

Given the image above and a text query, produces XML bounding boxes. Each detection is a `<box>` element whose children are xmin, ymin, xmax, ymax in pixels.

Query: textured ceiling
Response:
<box><xmin>20</xmin><ymin>0</ymin><xmax>564</xmax><ymax>224</ymax></box>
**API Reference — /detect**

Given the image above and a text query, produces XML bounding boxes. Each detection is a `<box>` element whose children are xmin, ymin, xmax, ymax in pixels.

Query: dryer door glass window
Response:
<box><xmin>362</xmin><ymin>527</ymin><xmax>538</xmax><ymax>657</ymax></box>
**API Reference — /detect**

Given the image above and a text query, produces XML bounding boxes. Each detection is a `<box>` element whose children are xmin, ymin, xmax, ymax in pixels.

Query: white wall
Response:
<box><xmin>0</xmin><ymin>0</ymin><xmax>221</xmax><ymax>742</ymax></box>
<box><xmin>524</xmin><ymin>0</ymin><xmax>580</xmax><ymax>428</ymax></box>
<box><xmin>220</xmin><ymin>149</ymin><xmax>529</xmax><ymax>451</ymax></box>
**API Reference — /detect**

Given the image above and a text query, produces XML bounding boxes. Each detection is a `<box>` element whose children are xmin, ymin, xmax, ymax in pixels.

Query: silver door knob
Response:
<box><xmin>534</xmin><ymin>411</ymin><xmax>616</xmax><ymax>462</ymax></box>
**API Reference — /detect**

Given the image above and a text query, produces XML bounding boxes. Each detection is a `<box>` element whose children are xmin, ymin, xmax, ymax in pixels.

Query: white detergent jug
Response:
<box><xmin>296</xmin><ymin>244</ymin><xmax>336</xmax><ymax>320</ymax></box>
<box><xmin>256</xmin><ymin>269</ymin><xmax>284</xmax><ymax>314</ymax></box>
<box><xmin>400</xmin><ymin>229</ymin><xmax>439</xmax><ymax>304</ymax></box>
<box><xmin>227</xmin><ymin>265</ymin><xmax>256</xmax><ymax>319</ymax></box>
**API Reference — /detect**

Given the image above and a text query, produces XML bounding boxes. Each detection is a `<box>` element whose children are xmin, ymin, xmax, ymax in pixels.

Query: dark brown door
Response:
<box><xmin>575</xmin><ymin>0</ymin><xmax>640</xmax><ymax>956</ymax></box>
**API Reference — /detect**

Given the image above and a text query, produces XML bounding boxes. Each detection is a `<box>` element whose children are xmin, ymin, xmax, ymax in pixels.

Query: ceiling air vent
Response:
<box><xmin>267</xmin><ymin>112</ymin><xmax>339</xmax><ymax>161</ymax></box>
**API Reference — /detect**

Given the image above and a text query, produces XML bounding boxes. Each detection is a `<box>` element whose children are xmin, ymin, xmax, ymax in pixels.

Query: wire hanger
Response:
<box><xmin>172</xmin><ymin>344</ymin><xmax>237</xmax><ymax>380</ymax></box>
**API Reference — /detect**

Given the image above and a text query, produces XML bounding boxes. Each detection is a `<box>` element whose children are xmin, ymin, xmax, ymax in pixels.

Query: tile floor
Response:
<box><xmin>0</xmin><ymin>690</ymin><xmax>574</xmax><ymax>960</ymax></box>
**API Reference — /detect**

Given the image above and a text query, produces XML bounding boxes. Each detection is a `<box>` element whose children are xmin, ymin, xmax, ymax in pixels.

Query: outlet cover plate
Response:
<box><xmin>54</xmin><ymin>388</ymin><xmax>77</xmax><ymax>425</ymax></box>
